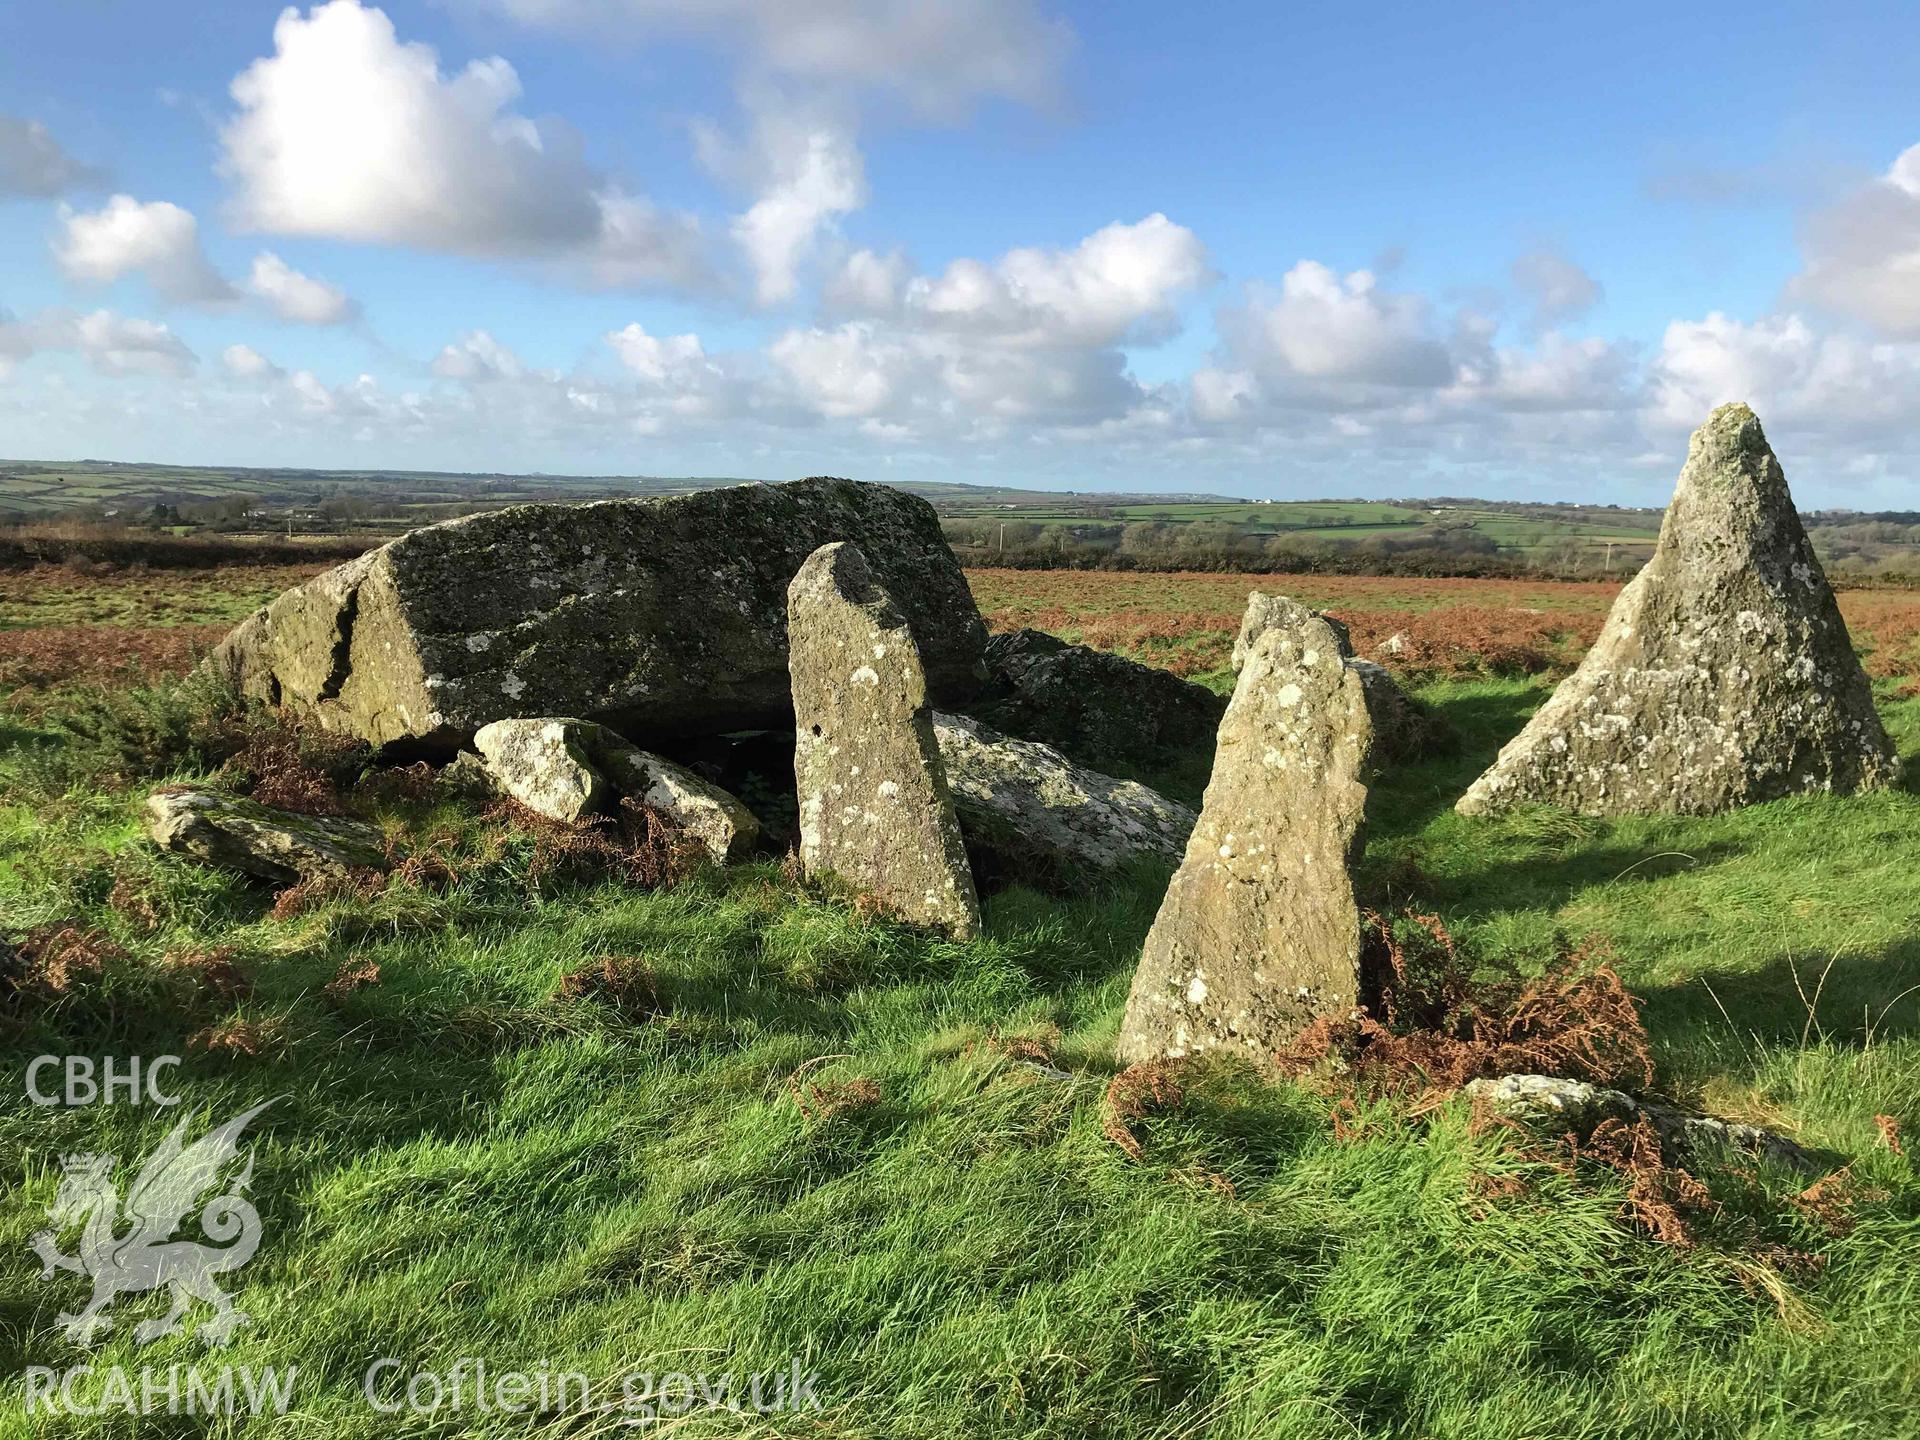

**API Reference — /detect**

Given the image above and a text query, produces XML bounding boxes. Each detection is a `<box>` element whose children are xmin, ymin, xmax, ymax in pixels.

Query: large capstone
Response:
<box><xmin>207</xmin><ymin>478</ymin><xmax>988</xmax><ymax>749</ymax></box>
<box><xmin>971</xmin><ymin>628</ymin><xmax>1224</xmax><ymax>775</ymax></box>
<box><xmin>1235</xmin><ymin>591</ymin><xmax>1449</xmax><ymax>764</ymax></box>
<box><xmin>469</xmin><ymin>716</ymin><xmax>761</xmax><ymax>862</ymax></box>
<box><xmin>1458</xmin><ymin>404</ymin><xmax>1900</xmax><ymax>816</ymax></box>
<box><xmin>1116</xmin><ymin>606</ymin><xmax>1375</xmax><ymax>1063</ymax></box>
<box><xmin>932</xmin><ymin>711</ymin><xmax>1195</xmax><ymax>890</ymax></box>
<box><xmin>789</xmin><ymin>542</ymin><xmax>981</xmax><ymax>939</ymax></box>
<box><xmin>145</xmin><ymin>789</ymin><xmax>388</xmax><ymax>884</ymax></box>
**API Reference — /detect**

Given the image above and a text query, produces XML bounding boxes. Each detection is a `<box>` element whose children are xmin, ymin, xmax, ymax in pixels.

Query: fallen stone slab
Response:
<box><xmin>466</xmin><ymin>717</ymin><xmax>761</xmax><ymax>863</ymax></box>
<box><xmin>932</xmin><ymin>711</ymin><xmax>1195</xmax><ymax>888</ymax></box>
<box><xmin>208</xmin><ymin>477</ymin><xmax>988</xmax><ymax>749</ymax></box>
<box><xmin>145</xmin><ymin>789</ymin><xmax>389</xmax><ymax>884</ymax></box>
<box><xmin>1117</xmin><ymin>603</ymin><xmax>1375</xmax><ymax>1063</ymax></box>
<box><xmin>1464</xmin><ymin>1073</ymin><xmax>1818</xmax><ymax>1172</ymax></box>
<box><xmin>972</xmin><ymin>628</ymin><xmax>1224</xmax><ymax>775</ymax></box>
<box><xmin>790</xmin><ymin>542</ymin><xmax>981</xmax><ymax>939</ymax></box>
<box><xmin>1458</xmin><ymin>404</ymin><xmax>1899</xmax><ymax>816</ymax></box>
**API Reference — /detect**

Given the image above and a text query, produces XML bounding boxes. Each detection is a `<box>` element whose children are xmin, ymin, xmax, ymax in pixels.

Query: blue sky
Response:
<box><xmin>3</xmin><ymin>0</ymin><xmax>1919</xmax><ymax>504</ymax></box>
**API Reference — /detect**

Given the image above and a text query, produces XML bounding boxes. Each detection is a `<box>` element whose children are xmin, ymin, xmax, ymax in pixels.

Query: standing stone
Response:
<box><xmin>1457</xmin><ymin>404</ymin><xmax>1900</xmax><ymax>817</ymax></box>
<box><xmin>1235</xmin><ymin>591</ymin><xmax>1448</xmax><ymax>764</ymax></box>
<box><xmin>789</xmin><ymin>543</ymin><xmax>981</xmax><ymax>939</ymax></box>
<box><xmin>1116</xmin><ymin>607</ymin><xmax>1374</xmax><ymax>1063</ymax></box>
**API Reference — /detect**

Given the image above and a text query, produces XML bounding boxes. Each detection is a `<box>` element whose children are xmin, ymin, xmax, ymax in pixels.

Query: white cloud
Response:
<box><xmin>1790</xmin><ymin>142</ymin><xmax>1920</xmax><ymax>337</ymax></box>
<box><xmin>431</xmin><ymin>330</ymin><xmax>526</xmax><ymax>381</ymax></box>
<box><xmin>1511</xmin><ymin>247</ymin><xmax>1602</xmax><ymax>327</ymax></box>
<box><xmin>54</xmin><ymin>195</ymin><xmax>234</xmax><ymax>304</ymax></box>
<box><xmin>221</xmin><ymin>0</ymin><xmax>706</xmax><ymax>288</ymax></box>
<box><xmin>605</xmin><ymin>322</ymin><xmax>707</xmax><ymax>383</ymax></box>
<box><xmin>223</xmin><ymin>342</ymin><xmax>283</xmax><ymax>379</ymax></box>
<box><xmin>705</xmin><ymin>103</ymin><xmax>867</xmax><ymax>305</ymax></box>
<box><xmin>835</xmin><ymin>213</ymin><xmax>1209</xmax><ymax>346</ymax></box>
<box><xmin>467</xmin><ymin>0</ymin><xmax>1070</xmax><ymax>119</ymax></box>
<box><xmin>1211</xmin><ymin>262</ymin><xmax>1453</xmax><ymax>397</ymax></box>
<box><xmin>245</xmin><ymin>251</ymin><xmax>357</xmax><ymax>324</ymax></box>
<box><xmin>1649</xmin><ymin>311</ymin><xmax>1920</xmax><ymax>437</ymax></box>
<box><xmin>0</xmin><ymin>115</ymin><xmax>101</xmax><ymax>196</ymax></box>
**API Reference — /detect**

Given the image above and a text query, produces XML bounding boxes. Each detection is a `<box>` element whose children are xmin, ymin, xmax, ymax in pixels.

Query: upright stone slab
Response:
<box><xmin>1116</xmin><ymin>607</ymin><xmax>1374</xmax><ymax>1063</ymax></box>
<box><xmin>1458</xmin><ymin>404</ymin><xmax>1900</xmax><ymax>816</ymax></box>
<box><xmin>789</xmin><ymin>543</ymin><xmax>981</xmax><ymax>939</ymax></box>
<box><xmin>1235</xmin><ymin>591</ymin><xmax>1448</xmax><ymax>764</ymax></box>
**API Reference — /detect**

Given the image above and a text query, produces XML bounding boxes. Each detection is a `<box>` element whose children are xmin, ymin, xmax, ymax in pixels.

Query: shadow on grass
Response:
<box><xmin>1368</xmin><ymin>684</ymin><xmax>1543</xmax><ymax>839</ymax></box>
<box><xmin>1638</xmin><ymin>935</ymin><xmax>1920</xmax><ymax>1053</ymax></box>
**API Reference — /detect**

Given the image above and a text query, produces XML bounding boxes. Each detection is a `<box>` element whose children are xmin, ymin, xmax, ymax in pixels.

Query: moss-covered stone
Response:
<box><xmin>144</xmin><ymin>789</ymin><xmax>388</xmax><ymax>883</ymax></box>
<box><xmin>208</xmin><ymin>478</ymin><xmax>988</xmax><ymax>749</ymax></box>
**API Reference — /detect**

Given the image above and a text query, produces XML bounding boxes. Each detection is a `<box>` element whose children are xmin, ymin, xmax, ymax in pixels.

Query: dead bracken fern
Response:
<box><xmin>1103</xmin><ymin>1059</ymin><xmax>1187</xmax><ymax>1162</ymax></box>
<box><xmin>3</xmin><ymin>924</ymin><xmax>127</xmax><ymax>1005</ymax></box>
<box><xmin>492</xmin><ymin>797</ymin><xmax>706</xmax><ymax>892</ymax></box>
<box><xmin>1275</xmin><ymin>909</ymin><xmax>1652</xmax><ymax>1101</ymax></box>
<box><xmin>556</xmin><ymin>954</ymin><xmax>668</xmax><ymax>1022</ymax></box>
<box><xmin>787</xmin><ymin>1056</ymin><xmax>883</xmax><ymax>1123</ymax></box>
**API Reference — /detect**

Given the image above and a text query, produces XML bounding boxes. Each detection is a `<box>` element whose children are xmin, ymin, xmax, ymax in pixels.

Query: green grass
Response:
<box><xmin>3</xmin><ymin>679</ymin><xmax>1920</xmax><ymax>1436</ymax></box>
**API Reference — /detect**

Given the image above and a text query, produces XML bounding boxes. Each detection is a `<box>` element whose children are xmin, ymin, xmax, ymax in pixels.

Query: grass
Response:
<box><xmin>2</xmin><ymin>568</ymin><xmax>1919</xmax><ymax>1436</ymax></box>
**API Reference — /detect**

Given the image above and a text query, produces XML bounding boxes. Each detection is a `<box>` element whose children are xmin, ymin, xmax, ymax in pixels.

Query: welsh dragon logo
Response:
<box><xmin>28</xmin><ymin>1099</ymin><xmax>277</xmax><ymax>1347</ymax></box>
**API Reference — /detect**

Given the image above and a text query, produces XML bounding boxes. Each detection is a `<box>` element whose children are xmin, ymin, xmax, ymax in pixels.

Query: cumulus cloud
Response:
<box><xmin>221</xmin><ymin>0</ymin><xmax>706</xmax><ymax>287</ymax></box>
<box><xmin>701</xmin><ymin>101</ymin><xmax>868</xmax><ymax>305</ymax></box>
<box><xmin>1511</xmin><ymin>247</ymin><xmax>1602</xmax><ymax>327</ymax></box>
<box><xmin>431</xmin><ymin>330</ymin><xmax>526</xmax><ymax>381</ymax></box>
<box><xmin>1648</xmin><ymin>311</ymin><xmax>1920</xmax><ymax>438</ymax></box>
<box><xmin>1790</xmin><ymin>142</ymin><xmax>1920</xmax><ymax>337</ymax></box>
<box><xmin>1207</xmin><ymin>262</ymin><xmax>1453</xmax><ymax>403</ymax></box>
<box><xmin>466</xmin><ymin>0</ymin><xmax>1070</xmax><ymax>119</ymax></box>
<box><xmin>606</xmin><ymin>322</ymin><xmax>707</xmax><ymax>383</ymax></box>
<box><xmin>54</xmin><ymin>195</ymin><xmax>234</xmax><ymax>304</ymax></box>
<box><xmin>8</xmin><ymin>308</ymin><xmax>200</xmax><ymax>377</ymax></box>
<box><xmin>832</xmin><ymin>213</ymin><xmax>1209</xmax><ymax>346</ymax></box>
<box><xmin>245</xmin><ymin>252</ymin><xmax>357</xmax><ymax>324</ymax></box>
<box><xmin>223</xmin><ymin>342</ymin><xmax>283</xmax><ymax>380</ymax></box>
<box><xmin>0</xmin><ymin>115</ymin><xmax>102</xmax><ymax>196</ymax></box>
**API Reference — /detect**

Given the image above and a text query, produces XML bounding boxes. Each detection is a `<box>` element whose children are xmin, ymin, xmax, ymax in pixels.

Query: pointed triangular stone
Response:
<box><xmin>789</xmin><ymin>542</ymin><xmax>982</xmax><ymax>939</ymax></box>
<box><xmin>1458</xmin><ymin>404</ymin><xmax>1899</xmax><ymax>817</ymax></box>
<box><xmin>1116</xmin><ymin>605</ymin><xmax>1374</xmax><ymax>1063</ymax></box>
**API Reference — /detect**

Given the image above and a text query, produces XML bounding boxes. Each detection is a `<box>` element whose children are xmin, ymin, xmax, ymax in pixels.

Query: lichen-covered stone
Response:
<box><xmin>1235</xmin><ymin>591</ymin><xmax>1449</xmax><ymax>763</ymax></box>
<box><xmin>465</xmin><ymin>716</ymin><xmax>760</xmax><ymax>862</ymax></box>
<box><xmin>790</xmin><ymin>543</ymin><xmax>980</xmax><ymax>939</ymax></box>
<box><xmin>1116</xmin><ymin>606</ymin><xmax>1374</xmax><ymax>1063</ymax></box>
<box><xmin>971</xmin><ymin>628</ymin><xmax>1224</xmax><ymax>775</ymax></box>
<box><xmin>1463</xmin><ymin>1074</ymin><xmax>1817</xmax><ymax>1172</ymax></box>
<box><xmin>208</xmin><ymin>478</ymin><xmax>988</xmax><ymax>749</ymax></box>
<box><xmin>145</xmin><ymin>789</ymin><xmax>388</xmax><ymax>883</ymax></box>
<box><xmin>473</xmin><ymin>718</ymin><xmax>608</xmax><ymax>822</ymax></box>
<box><xmin>1458</xmin><ymin>404</ymin><xmax>1899</xmax><ymax>816</ymax></box>
<box><xmin>932</xmin><ymin>711</ymin><xmax>1194</xmax><ymax>889</ymax></box>
<box><xmin>589</xmin><ymin>735</ymin><xmax>761</xmax><ymax>864</ymax></box>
